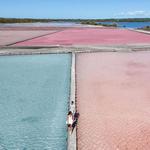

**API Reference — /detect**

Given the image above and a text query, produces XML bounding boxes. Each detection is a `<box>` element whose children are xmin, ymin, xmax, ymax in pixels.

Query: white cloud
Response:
<box><xmin>126</xmin><ymin>11</ymin><xmax>145</xmax><ymax>16</ymax></box>
<box><xmin>115</xmin><ymin>10</ymin><xmax>150</xmax><ymax>17</ymax></box>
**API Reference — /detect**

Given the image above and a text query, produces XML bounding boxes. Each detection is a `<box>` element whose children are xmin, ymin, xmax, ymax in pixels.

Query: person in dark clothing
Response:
<box><xmin>74</xmin><ymin>112</ymin><xmax>80</xmax><ymax>120</ymax></box>
<box><xmin>72</xmin><ymin>112</ymin><xmax>80</xmax><ymax>133</ymax></box>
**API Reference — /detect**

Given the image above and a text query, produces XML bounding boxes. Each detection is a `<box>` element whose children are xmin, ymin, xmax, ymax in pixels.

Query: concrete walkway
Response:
<box><xmin>68</xmin><ymin>53</ymin><xmax>77</xmax><ymax>150</ymax></box>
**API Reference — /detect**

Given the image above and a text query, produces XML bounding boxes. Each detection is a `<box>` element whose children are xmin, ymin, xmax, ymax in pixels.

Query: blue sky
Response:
<box><xmin>0</xmin><ymin>0</ymin><xmax>150</xmax><ymax>19</ymax></box>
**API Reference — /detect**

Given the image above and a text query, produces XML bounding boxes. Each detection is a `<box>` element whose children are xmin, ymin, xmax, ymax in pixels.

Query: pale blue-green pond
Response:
<box><xmin>0</xmin><ymin>54</ymin><xmax>71</xmax><ymax>150</ymax></box>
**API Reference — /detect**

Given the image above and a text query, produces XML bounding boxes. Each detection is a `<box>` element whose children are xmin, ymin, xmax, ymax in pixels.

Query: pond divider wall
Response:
<box><xmin>68</xmin><ymin>53</ymin><xmax>77</xmax><ymax>150</ymax></box>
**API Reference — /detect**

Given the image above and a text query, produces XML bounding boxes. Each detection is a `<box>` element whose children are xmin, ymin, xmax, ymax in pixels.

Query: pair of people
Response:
<box><xmin>66</xmin><ymin>111</ymin><xmax>80</xmax><ymax>134</ymax></box>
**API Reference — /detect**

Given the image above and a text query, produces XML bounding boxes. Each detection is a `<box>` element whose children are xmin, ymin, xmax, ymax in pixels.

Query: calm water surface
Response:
<box><xmin>98</xmin><ymin>21</ymin><xmax>150</xmax><ymax>28</ymax></box>
<box><xmin>0</xmin><ymin>22</ymin><xmax>82</xmax><ymax>27</ymax></box>
<box><xmin>0</xmin><ymin>54</ymin><xmax>71</xmax><ymax>150</ymax></box>
<box><xmin>0</xmin><ymin>21</ymin><xmax>149</xmax><ymax>28</ymax></box>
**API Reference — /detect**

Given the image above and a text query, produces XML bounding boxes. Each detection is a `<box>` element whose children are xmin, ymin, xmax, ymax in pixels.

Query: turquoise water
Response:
<box><xmin>0</xmin><ymin>54</ymin><xmax>71</xmax><ymax>150</ymax></box>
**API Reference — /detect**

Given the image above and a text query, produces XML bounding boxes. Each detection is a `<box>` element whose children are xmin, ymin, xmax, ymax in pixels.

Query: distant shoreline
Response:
<box><xmin>0</xmin><ymin>17</ymin><xmax>150</xmax><ymax>23</ymax></box>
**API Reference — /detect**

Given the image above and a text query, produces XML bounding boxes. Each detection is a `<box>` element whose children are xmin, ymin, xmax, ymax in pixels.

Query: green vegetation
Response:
<box><xmin>101</xmin><ymin>23</ymin><xmax>118</xmax><ymax>27</ymax></box>
<box><xmin>0</xmin><ymin>18</ymin><xmax>51</xmax><ymax>23</ymax></box>
<box><xmin>0</xmin><ymin>18</ymin><xmax>83</xmax><ymax>23</ymax></box>
<box><xmin>0</xmin><ymin>17</ymin><xmax>150</xmax><ymax>24</ymax></box>
<box><xmin>140</xmin><ymin>26</ymin><xmax>150</xmax><ymax>31</ymax></box>
<box><xmin>81</xmin><ymin>20</ymin><xmax>98</xmax><ymax>25</ymax></box>
<box><xmin>86</xmin><ymin>18</ymin><xmax>150</xmax><ymax>22</ymax></box>
<box><xmin>81</xmin><ymin>20</ymin><xmax>117</xmax><ymax>27</ymax></box>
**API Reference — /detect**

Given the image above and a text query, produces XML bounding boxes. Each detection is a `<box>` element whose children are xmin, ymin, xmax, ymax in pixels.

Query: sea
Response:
<box><xmin>98</xmin><ymin>21</ymin><xmax>150</xmax><ymax>29</ymax></box>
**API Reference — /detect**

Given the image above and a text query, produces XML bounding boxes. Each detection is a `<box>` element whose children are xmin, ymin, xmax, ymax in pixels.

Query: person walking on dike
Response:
<box><xmin>66</xmin><ymin>111</ymin><xmax>73</xmax><ymax>134</ymax></box>
<box><xmin>72</xmin><ymin>111</ymin><xmax>80</xmax><ymax>133</ymax></box>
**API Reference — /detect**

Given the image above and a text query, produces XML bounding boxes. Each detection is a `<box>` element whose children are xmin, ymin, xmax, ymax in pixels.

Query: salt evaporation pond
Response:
<box><xmin>0</xmin><ymin>22</ymin><xmax>82</xmax><ymax>27</ymax></box>
<box><xmin>0</xmin><ymin>54</ymin><xmax>71</xmax><ymax>150</ymax></box>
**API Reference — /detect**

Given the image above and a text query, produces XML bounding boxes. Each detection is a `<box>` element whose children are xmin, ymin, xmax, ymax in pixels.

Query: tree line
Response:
<box><xmin>0</xmin><ymin>17</ymin><xmax>150</xmax><ymax>23</ymax></box>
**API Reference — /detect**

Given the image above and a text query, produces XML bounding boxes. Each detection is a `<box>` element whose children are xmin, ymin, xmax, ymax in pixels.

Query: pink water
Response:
<box><xmin>77</xmin><ymin>52</ymin><xmax>150</xmax><ymax>150</ymax></box>
<box><xmin>15</xmin><ymin>28</ymin><xmax>150</xmax><ymax>46</ymax></box>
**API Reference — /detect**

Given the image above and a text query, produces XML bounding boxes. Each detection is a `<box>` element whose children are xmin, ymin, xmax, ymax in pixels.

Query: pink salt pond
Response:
<box><xmin>77</xmin><ymin>52</ymin><xmax>150</xmax><ymax>150</ymax></box>
<box><xmin>15</xmin><ymin>28</ymin><xmax>150</xmax><ymax>46</ymax></box>
<box><xmin>0</xmin><ymin>30</ymin><xmax>56</xmax><ymax>46</ymax></box>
